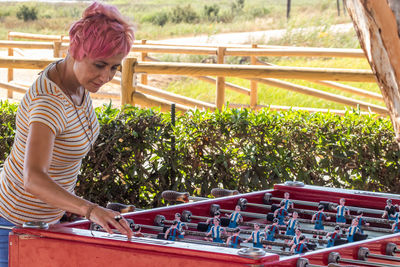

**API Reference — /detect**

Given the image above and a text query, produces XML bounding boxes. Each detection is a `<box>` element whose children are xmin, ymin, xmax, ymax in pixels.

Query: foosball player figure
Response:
<box><xmin>243</xmin><ymin>223</ymin><xmax>265</xmax><ymax>248</ymax></box>
<box><xmin>333</xmin><ymin>198</ymin><xmax>350</xmax><ymax>224</ymax></box>
<box><xmin>391</xmin><ymin>220</ymin><xmax>400</xmax><ymax>233</ymax></box>
<box><xmin>174</xmin><ymin>213</ymin><xmax>188</xmax><ymax>237</ymax></box>
<box><xmin>281</xmin><ymin>192</ymin><xmax>294</xmax><ymax>211</ymax></box>
<box><xmin>133</xmin><ymin>224</ymin><xmax>145</xmax><ymax>237</ymax></box>
<box><xmin>311</xmin><ymin>205</ymin><xmax>330</xmax><ymax>239</ymax></box>
<box><xmin>225</xmin><ymin>205</ymin><xmax>243</xmax><ymax>228</ymax></box>
<box><xmin>346</xmin><ymin>219</ymin><xmax>360</xmax><ymax>243</ymax></box>
<box><xmin>226</xmin><ymin>228</ymin><xmax>242</xmax><ymax>248</ymax></box>
<box><xmin>289</xmin><ymin>229</ymin><xmax>302</xmax><ymax>248</ymax></box>
<box><xmin>382</xmin><ymin>199</ymin><xmax>399</xmax><ymax>221</ymax></box>
<box><xmin>355</xmin><ymin>210</ymin><xmax>369</xmax><ymax>234</ymax></box>
<box><xmin>265</xmin><ymin>218</ymin><xmax>279</xmax><ymax>249</ymax></box>
<box><xmin>285</xmin><ymin>211</ymin><xmax>299</xmax><ymax>236</ymax></box>
<box><xmin>206</xmin><ymin>210</ymin><xmax>221</xmax><ymax>232</ymax></box>
<box><xmin>290</xmin><ymin>235</ymin><xmax>309</xmax><ymax>254</ymax></box>
<box><xmin>205</xmin><ymin>218</ymin><xmax>224</xmax><ymax>243</ymax></box>
<box><xmin>326</xmin><ymin>225</ymin><xmax>341</xmax><ymax>248</ymax></box>
<box><xmin>274</xmin><ymin>202</ymin><xmax>289</xmax><ymax>226</ymax></box>
<box><xmin>165</xmin><ymin>220</ymin><xmax>185</xmax><ymax>241</ymax></box>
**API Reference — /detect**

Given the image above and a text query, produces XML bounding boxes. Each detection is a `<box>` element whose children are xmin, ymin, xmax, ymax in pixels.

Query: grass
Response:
<box><xmin>0</xmin><ymin>0</ymin><xmax>380</xmax><ymax>111</ymax></box>
<box><xmin>0</xmin><ymin>0</ymin><xmax>352</xmax><ymax>40</ymax></box>
<box><xmin>164</xmin><ymin>57</ymin><xmax>382</xmax><ymax>110</ymax></box>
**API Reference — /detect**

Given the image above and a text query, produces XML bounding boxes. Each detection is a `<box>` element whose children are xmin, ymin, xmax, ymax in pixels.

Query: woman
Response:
<box><xmin>0</xmin><ymin>2</ymin><xmax>134</xmax><ymax>265</ymax></box>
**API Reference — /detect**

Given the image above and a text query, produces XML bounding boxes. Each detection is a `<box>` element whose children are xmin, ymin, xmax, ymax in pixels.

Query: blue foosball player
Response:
<box><xmin>265</xmin><ymin>218</ymin><xmax>279</xmax><ymax>249</ymax></box>
<box><xmin>243</xmin><ymin>223</ymin><xmax>265</xmax><ymax>248</ymax></box>
<box><xmin>226</xmin><ymin>228</ymin><xmax>242</xmax><ymax>248</ymax></box>
<box><xmin>382</xmin><ymin>199</ymin><xmax>399</xmax><ymax>221</ymax></box>
<box><xmin>174</xmin><ymin>213</ymin><xmax>187</xmax><ymax>239</ymax></box>
<box><xmin>346</xmin><ymin>219</ymin><xmax>360</xmax><ymax>243</ymax></box>
<box><xmin>355</xmin><ymin>210</ymin><xmax>369</xmax><ymax>234</ymax></box>
<box><xmin>226</xmin><ymin>205</ymin><xmax>243</xmax><ymax>228</ymax></box>
<box><xmin>205</xmin><ymin>218</ymin><xmax>224</xmax><ymax>243</ymax></box>
<box><xmin>311</xmin><ymin>205</ymin><xmax>330</xmax><ymax>239</ymax></box>
<box><xmin>281</xmin><ymin>192</ymin><xmax>294</xmax><ymax>211</ymax></box>
<box><xmin>290</xmin><ymin>235</ymin><xmax>309</xmax><ymax>254</ymax></box>
<box><xmin>334</xmin><ymin>198</ymin><xmax>350</xmax><ymax>224</ymax></box>
<box><xmin>274</xmin><ymin>202</ymin><xmax>289</xmax><ymax>226</ymax></box>
<box><xmin>285</xmin><ymin>229</ymin><xmax>302</xmax><ymax>251</ymax></box>
<box><xmin>285</xmin><ymin>212</ymin><xmax>298</xmax><ymax>236</ymax></box>
<box><xmin>285</xmin><ymin>211</ymin><xmax>299</xmax><ymax>236</ymax></box>
<box><xmin>164</xmin><ymin>220</ymin><xmax>184</xmax><ymax>241</ymax></box>
<box><xmin>206</xmin><ymin>210</ymin><xmax>221</xmax><ymax>232</ymax></box>
<box><xmin>391</xmin><ymin>220</ymin><xmax>400</xmax><ymax>233</ymax></box>
<box><xmin>326</xmin><ymin>225</ymin><xmax>341</xmax><ymax>248</ymax></box>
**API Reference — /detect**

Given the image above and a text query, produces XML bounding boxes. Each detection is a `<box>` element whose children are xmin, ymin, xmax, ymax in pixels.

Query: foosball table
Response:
<box><xmin>9</xmin><ymin>182</ymin><xmax>400</xmax><ymax>266</ymax></box>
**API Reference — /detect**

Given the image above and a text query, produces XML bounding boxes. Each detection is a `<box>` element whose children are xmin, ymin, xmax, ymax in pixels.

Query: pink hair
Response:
<box><xmin>69</xmin><ymin>2</ymin><xmax>135</xmax><ymax>61</ymax></box>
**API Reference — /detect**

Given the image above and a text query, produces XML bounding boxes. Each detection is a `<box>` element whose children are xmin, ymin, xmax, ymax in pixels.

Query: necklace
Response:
<box><xmin>54</xmin><ymin>61</ymin><xmax>94</xmax><ymax>152</ymax></box>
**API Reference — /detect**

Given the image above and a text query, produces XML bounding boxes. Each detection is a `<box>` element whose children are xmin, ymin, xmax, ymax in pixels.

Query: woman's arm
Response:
<box><xmin>23</xmin><ymin>122</ymin><xmax>132</xmax><ymax>238</ymax></box>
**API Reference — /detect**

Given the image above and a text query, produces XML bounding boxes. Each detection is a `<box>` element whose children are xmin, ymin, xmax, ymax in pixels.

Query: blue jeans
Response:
<box><xmin>0</xmin><ymin>217</ymin><xmax>14</xmax><ymax>267</ymax></box>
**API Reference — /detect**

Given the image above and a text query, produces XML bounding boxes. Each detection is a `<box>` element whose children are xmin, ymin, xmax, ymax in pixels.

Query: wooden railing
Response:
<box><xmin>0</xmin><ymin>32</ymin><xmax>387</xmax><ymax>115</ymax></box>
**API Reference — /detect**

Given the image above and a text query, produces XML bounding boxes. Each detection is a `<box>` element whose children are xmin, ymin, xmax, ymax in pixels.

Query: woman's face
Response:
<box><xmin>73</xmin><ymin>53</ymin><xmax>125</xmax><ymax>93</ymax></box>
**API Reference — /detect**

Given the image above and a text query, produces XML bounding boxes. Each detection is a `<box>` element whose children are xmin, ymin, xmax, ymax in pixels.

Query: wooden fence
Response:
<box><xmin>0</xmin><ymin>31</ymin><xmax>387</xmax><ymax>115</ymax></box>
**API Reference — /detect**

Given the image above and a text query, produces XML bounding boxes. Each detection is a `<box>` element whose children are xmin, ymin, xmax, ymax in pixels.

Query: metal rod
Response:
<box><xmin>369</xmin><ymin>253</ymin><xmax>400</xmax><ymax>262</ymax></box>
<box><xmin>268</xmin><ymin>196</ymin><xmax>384</xmax><ymax>216</ymax></box>
<box><xmin>220</xmin><ymin>207</ymin><xmax>391</xmax><ymax>234</ymax></box>
<box><xmin>0</xmin><ymin>226</ymin><xmax>14</xmax><ymax>230</ymax></box>
<box><xmin>245</xmin><ymin>201</ymin><xmax>391</xmax><ymax>225</ymax></box>
<box><xmin>340</xmin><ymin>258</ymin><xmax>400</xmax><ymax>267</ymax></box>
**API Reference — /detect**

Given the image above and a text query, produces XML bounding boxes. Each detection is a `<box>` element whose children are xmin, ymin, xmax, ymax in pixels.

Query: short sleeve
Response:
<box><xmin>29</xmin><ymin>95</ymin><xmax>67</xmax><ymax>136</ymax></box>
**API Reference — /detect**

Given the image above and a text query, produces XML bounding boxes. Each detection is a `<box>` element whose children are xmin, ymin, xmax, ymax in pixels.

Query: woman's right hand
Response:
<box><xmin>89</xmin><ymin>205</ymin><xmax>133</xmax><ymax>239</ymax></box>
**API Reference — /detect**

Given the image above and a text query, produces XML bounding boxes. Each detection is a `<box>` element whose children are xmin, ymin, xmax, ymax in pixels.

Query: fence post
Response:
<box><xmin>121</xmin><ymin>57</ymin><xmax>137</xmax><ymax>106</ymax></box>
<box><xmin>216</xmin><ymin>47</ymin><xmax>226</xmax><ymax>110</ymax></box>
<box><xmin>7</xmin><ymin>31</ymin><xmax>13</xmax><ymax>98</ymax></box>
<box><xmin>140</xmin><ymin>39</ymin><xmax>148</xmax><ymax>85</ymax></box>
<box><xmin>53</xmin><ymin>41</ymin><xmax>62</xmax><ymax>58</ymax></box>
<box><xmin>250</xmin><ymin>44</ymin><xmax>258</xmax><ymax>109</ymax></box>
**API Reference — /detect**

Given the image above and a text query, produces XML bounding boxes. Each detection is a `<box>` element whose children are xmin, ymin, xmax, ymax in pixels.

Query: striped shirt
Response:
<box><xmin>0</xmin><ymin>62</ymin><xmax>99</xmax><ymax>225</ymax></box>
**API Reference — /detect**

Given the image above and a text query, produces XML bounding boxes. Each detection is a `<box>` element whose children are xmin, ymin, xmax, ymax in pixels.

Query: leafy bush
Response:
<box><xmin>142</xmin><ymin>11</ymin><xmax>169</xmax><ymax>27</ymax></box>
<box><xmin>16</xmin><ymin>5</ymin><xmax>38</xmax><ymax>22</ymax></box>
<box><xmin>170</xmin><ymin>5</ymin><xmax>199</xmax><ymax>24</ymax></box>
<box><xmin>203</xmin><ymin>4</ymin><xmax>220</xmax><ymax>22</ymax></box>
<box><xmin>1</xmin><ymin>101</ymin><xmax>399</xmax><ymax>208</ymax></box>
<box><xmin>0</xmin><ymin>101</ymin><xmax>17</xmax><ymax>167</ymax></box>
<box><xmin>231</xmin><ymin>0</ymin><xmax>245</xmax><ymax>13</ymax></box>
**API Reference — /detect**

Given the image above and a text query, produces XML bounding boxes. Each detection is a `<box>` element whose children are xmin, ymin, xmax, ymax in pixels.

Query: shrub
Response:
<box><xmin>1</xmin><ymin>101</ymin><xmax>399</xmax><ymax>208</ymax></box>
<box><xmin>203</xmin><ymin>4</ymin><xmax>220</xmax><ymax>22</ymax></box>
<box><xmin>16</xmin><ymin>5</ymin><xmax>38</xmax><ymax>22</ymax></box>
<box><xmin>231</xmin><ymin>0</ymin><xmax>245</xmax><ymax>13</ymax></box>
<box><xmin>145</xmin><ymin>12</ymin><xmax>169</xmax><ymax>27</ymax></box>
<box><xmin>170</xmin><ymin>5</ymin><xmax>199</xmax><ymax>24</ymax></box>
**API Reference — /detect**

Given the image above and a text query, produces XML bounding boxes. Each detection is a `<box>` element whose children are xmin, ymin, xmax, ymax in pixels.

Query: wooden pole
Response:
<box><xmin>145</xmin><ymin>55</ymin><xmax>251</xmax><ymax>95</ymax></box>
<box><xmin>256</xmin><ymin>59</ymin><xmax>383</xmax><ymax>101</ymax></box>
<box><xmin>250</xmin><ymin>44</ymin><xmax>258</xmax><ymax>109</ymax></box>
<box><xmin>252</xmin><ymin>77</ymin><xmax>388</xmax><ymax>115</ymax></box>
<box><xmin>346</xmin><ymin>0</ymin><xmax>400</xmax><ymax>141</ymax></box>
<box><xmin>137</xmin><ymin>83</ymin><xmax>215</xmax><ymax>110</ymax></box>
<box><xmin>121</xmin><ymin>57</ymin><xmax>137</xmax><ymax>106</ymax></box>
<box><xmin>53</xmin><ymin>41</ymin><xmax>61</xmax><ymax>58</ymax></box>
<box><xmin>140</xmin><ymin>40</ymin><xmax>148</xmax><ymax>85</ymax></box>
<box><xmin>216</xmin><ymin>47</ymin><xmax>226</xmax><ymax>110</ymax></box>
<box><xmin>7</xmin><ymin>31</ymin><xmax>13</xmax><ymax>98</ymax></box>
<box><xmin>134</xmin><ymin>62</ymin><xmax>376</xmax><ymax>82</ymax></box>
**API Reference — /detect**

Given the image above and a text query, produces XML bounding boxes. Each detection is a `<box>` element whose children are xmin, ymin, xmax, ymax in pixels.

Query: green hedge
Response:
<box><xmin>1</xmin><ymin>101</ymin><xmax>399</xmax><ymax>208</ymax></box>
